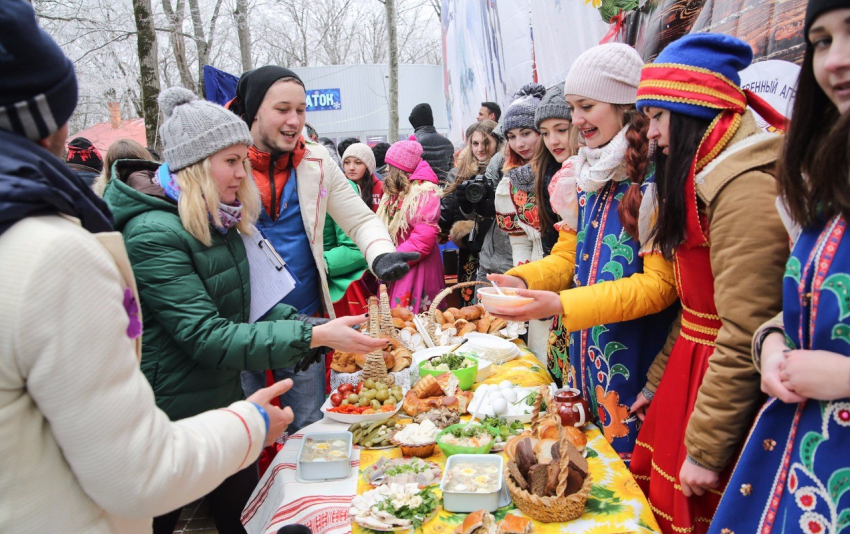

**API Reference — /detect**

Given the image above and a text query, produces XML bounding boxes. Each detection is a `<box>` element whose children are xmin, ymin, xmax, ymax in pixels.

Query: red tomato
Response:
<box><xmin>330</xmin><ymin>393</ymin><xmax>342</xmax><ymax>407</ymax></box>
<box><xmin>355</xmin><ymin>382</ymin><xmax>364</xmax><ymax>394</ymax></box>
<box><xmin>338</xmin><ymin>383</ymin><xmax>354</xmax><ymax>395</ymax></box>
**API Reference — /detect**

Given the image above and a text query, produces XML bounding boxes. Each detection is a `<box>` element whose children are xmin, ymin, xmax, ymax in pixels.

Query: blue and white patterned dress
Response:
<box><xmin>709</xmin><ymin>214</ymin><xmax>850</xmax><ymax>534</ymax></box>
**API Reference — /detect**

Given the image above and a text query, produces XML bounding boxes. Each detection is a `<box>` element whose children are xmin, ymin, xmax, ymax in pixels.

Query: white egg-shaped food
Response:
<box><xmin>491</xmin><ymin>397</ymin><xmax>508</xmax><ymax>415</ymax></box>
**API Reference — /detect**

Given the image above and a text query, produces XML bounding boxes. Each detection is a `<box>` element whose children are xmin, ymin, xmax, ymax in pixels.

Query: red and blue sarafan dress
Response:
<box><xmin>708</xmin><ymin>214</ymin><xmax>850</xmax><ymax>534</ymax></box>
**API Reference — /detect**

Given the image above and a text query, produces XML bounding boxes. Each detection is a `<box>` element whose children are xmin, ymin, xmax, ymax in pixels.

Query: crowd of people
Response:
<box><xmin>1</xmin><ymin>0</ymin><xmax>849</xmax><ymax>532</ymax></box>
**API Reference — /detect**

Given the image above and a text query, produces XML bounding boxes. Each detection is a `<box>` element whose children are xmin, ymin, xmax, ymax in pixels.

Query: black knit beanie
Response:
<box><xmin>805</xmin><ymin>0</ymin><xmax>850</xmax><ymax>41</ymax></box>
<box><xmin>0</xmin><ymin>0</ymin><xmax>78</xmax><ymax>141</ymax></box>
<box><xmin>409</xmin><ymin>103</ymin><xmax>434</xmax><ymax>129</ymax></box>
<box><xmin>233</xmin><ymin>66</ymin><xmax>304</xmax><ymax>128</ymax></box>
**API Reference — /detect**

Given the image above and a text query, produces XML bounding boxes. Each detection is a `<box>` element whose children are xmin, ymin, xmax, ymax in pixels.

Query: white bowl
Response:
<box><xmin>477</xmin><ymin>287</ymin><xmax>534</xmax><ymax>313</ymax></box>
<box><xmin>320</xmin><ymin>396</ymin><xmax>402</xmax><ymax>424</ymax></box>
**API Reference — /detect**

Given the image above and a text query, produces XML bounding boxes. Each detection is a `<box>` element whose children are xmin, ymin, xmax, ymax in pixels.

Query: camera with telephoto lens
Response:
<box><xmin>457</xmin><ymin>174</ymin><xmax>493</xmax><ymax>211</ymax></box>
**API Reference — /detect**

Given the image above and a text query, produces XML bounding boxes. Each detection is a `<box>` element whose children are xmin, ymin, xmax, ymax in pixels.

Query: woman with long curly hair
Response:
<box><xmin>439</xmin><ymin>120</ymin><xmax>500</xmax><ymax>305</ymax></box>
<box><xmin>489</xmin><ymin>44</ymin><xmax>679</xmax><ymax>464</ymax></box>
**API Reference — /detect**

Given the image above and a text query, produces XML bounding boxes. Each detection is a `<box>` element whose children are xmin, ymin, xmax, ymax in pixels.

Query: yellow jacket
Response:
<box><xmin>506</xmin><ymin>230</ymin><xmax>678</xmax><ymax>333</ymax></box>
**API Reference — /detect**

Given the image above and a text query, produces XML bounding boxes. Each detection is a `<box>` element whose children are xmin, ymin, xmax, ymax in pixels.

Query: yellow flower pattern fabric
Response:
<box><xmin>353</xmin><ymin>424</ymin><xmax>660</xmax><ymax>534</ymax></box>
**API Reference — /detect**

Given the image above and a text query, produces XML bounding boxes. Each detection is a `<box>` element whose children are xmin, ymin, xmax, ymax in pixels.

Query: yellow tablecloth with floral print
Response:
<box><xmin>353</xmin><ymin>423</ymin><xmax>659</xmax><ymax>534</ymax></box>
<box><xmin>353</xmin><ymin>345</ymin><xmax>660</xmax><ymax>534</ymax></box>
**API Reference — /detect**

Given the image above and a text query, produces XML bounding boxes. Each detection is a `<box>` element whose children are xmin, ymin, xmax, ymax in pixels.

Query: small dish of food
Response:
<box><xmin>476</xmin><ymin>287</ymin><xmax>535</xmax><ymax>314</ymax></box>
<box><xmin>350</xmin><ymin>483</ymin><xmax>440</xmax><ymax>531</ymax></box>
<box><xmin>436</xmin><ymin>423</ymin><xmax>499</xmax><ymax>457</ymax></box>
<box><xmin>365</xmin><ymin>457</ymin><xmax>442</xmax><ymax>487</ymax></box>
<box><xmin>390</xmin><ymin>419</ymin><xmax>440</xmax><ymax>457</ymax></box>
<box><xmin>440</xmin><ymin>454</ymin><xmax>504</xmax><ymax>512</ymax></box>
<box><xmin>418</xmin><ymin>353</ymin><xmax>479</xmax><ymax>391</ymax></box>
<box><xmin>297</xmin><ymin>431</ymin><xmax>353</xmax><ymax>481</ymax></box>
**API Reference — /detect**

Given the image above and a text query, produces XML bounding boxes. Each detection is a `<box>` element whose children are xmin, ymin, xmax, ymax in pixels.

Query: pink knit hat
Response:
<box><xmin>385</xmin><ymin>135</ymin><xmax>423</xmax><ymax>173</ymax></box>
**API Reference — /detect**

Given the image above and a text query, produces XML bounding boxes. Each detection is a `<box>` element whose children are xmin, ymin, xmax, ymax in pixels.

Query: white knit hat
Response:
<box><xmin>563</xmin><ymin>43</ymin><xmax>644</xmax><ymax>105</ymax></box>
<box><xmin>341</xmin><ymin>142</ymin><xmax>376</xmax><ymax>174</ymax></box>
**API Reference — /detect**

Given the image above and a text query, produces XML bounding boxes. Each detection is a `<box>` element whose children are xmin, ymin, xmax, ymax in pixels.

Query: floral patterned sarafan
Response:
<box><xmin>568</xmin><ymin>177</ymin><xmax>676</xmax><ymax>465</ymax></box>
<box><xmin>707</xmin><ymin>214</ymin><xmax>850</xmax><ymax>534</ymax></box>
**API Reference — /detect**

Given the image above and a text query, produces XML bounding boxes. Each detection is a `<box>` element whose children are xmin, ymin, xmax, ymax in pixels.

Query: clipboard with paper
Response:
<box><xmin>240</xmin><ymin>227</ymin><xmax>299</xmax><ymax>323</ymax></box>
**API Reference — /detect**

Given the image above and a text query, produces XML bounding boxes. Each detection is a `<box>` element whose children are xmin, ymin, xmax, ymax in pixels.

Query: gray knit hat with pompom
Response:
<box><xmin>158</xmin><ymin>86</ymin><xmax>253</xmax><ymax>171</ymax></box>
<box><xmin>501</xmin><ymin>83</ymin><xmax>547</xmax><ymax>134</ymax></box>
<box><xmin>535</xmin><ymin>83</ymin><xmax>571</xmax><ymax>129</ymax></box>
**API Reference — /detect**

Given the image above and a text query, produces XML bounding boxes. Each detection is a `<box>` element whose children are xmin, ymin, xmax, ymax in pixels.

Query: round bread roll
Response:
<box><xmin>537</xmin><ymin>416</ymin><xmax>560</xmax><ymax>440</ymax></box>
<box><xmin>564</xmin><ymin>425</ymin><xmax>587</xmax><ymax>451</ymax></box>
<box><xmin>391</xmin><ymin>307</ymin><xmax>414</xmax><ymax>321</ymax></box>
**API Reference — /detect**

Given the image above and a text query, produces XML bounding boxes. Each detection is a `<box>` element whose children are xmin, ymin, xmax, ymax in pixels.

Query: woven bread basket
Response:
<box><xmin>505</xmin><ymin>386</ymin><xmax>592</xmax><ymax>522</ymax></box>
<box><xmin>424</xmin><ymin>281</ymin><xmax>489</xmax><ymax>338</ymax></box>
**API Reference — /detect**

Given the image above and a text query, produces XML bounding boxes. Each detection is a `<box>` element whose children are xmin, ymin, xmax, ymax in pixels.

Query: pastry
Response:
<box><xmin>533</xmin><ymin>439</ymin><xmax>558</xmax><ymax>464</ymax></box>
<box><xmin>435</xmin><ymin>371</ymin><xmax>460</xmax><ymax>396</ymax></box>
<box><xmin>458</xmin><ymin>321</ymin><xmax>477</xmax><ymax>336</ymax></box>
<box><xmin>454</xmin><ymin>510</ymin><xmax>497</xmax><ymax>534</ymax></box>
<box><xmin>564</xmin><ymin>441</ymin><xmax>589</xmax><ymax>478</ymax></box>
<box><xmin>528</xmin><ymin>463</ymin><xmax>549</xmax><ymax>496</ymax></box>
<box><xmin>564</xmin><ymin>426</ymin><xmax>587</xmax><ymax>452</ymax></box>
<box><xmin>544</xmin><ymin>460</ymin><xmax>560</xmax><ymax>496</ymax></box>
<box><xmin>488</xmin><ymin>318</ymin><xmax>507</xmax><ymax>334</ymax></box>
<box><xmin>391</xmin><ymin>307</ymin><xmax>414</xmax><ymax>321</ymax></box>
<box><xmin>565</xmin><ymin>469</ymin><xmax>584</xmax><ymax>496</ymax></box>
<box><xmin>330</xmin><ymin>351</ymin><xmax>358</xmax><ymax>373</ymax></box>
<box><xmin>536</xmin><ymin>416</ymin><xmax>560</xmax><ymax>440</ymax></box>
<box><xmin>507</xmin><ymin>461</ymin><xmax>528</xmax><ymax>490</ymax></box>
<box><xmin>443</xmin><ymin>311</ymin><xmax>456</xmax><ymax>324</ymax></box>
<box><xmin>498</xmin><ymin>514</ymin><xmax>533</xmax><ymax>534</ymax></box>
<box><xmin>458</xmin><ymin>306</ymin><xmax>483</xmax><ymax>321</ymax></box>
<box><xmin>445</xmin><ymin>307</ymin><xmax>462</xmax><ymax>318</ymax></box>
<box><xmin>412</xmin><ymin>374</ymin><xmax>442</xmax><ymax>398</ymax></box>
<box><xmin>476</xmin><ymin>316</ymin><xmax>492</xmax><ymax>333</ymax></box>
<box><xmin>516</xmin><ymin>438</ymin><xmax>537</xmax><ymax>479</ymax></box>
<box><xmin>392</xmin><ymin>317</ymin><xmax>406</xmax><ymax>329</ymax></box>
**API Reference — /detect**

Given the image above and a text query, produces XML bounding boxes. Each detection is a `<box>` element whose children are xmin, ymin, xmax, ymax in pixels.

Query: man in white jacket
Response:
<box><xmin>231</xmin><ymin>67</ymin><xmax>419</xmax><ymax>432</ymax></box>
<box><xmin>0</xmin><ymin>2</ymin><xmax>294</xmax><ymax>532</ymax></box>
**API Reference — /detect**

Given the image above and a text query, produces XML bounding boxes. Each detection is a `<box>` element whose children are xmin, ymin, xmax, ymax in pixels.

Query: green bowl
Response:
<box><xmin>418</xmin><ymin>355</ymin><xmax>479</xmax><ymax>391</ymax></box>
<box><xmin>436</xmin><ymin>423</ymin><xmax>499</xmax><ymax>457</ymax></box>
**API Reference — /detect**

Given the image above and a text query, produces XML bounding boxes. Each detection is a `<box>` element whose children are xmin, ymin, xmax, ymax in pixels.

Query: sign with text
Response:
<box><xmin>306</xmin><ymin>88</ymin><xmax>341</xmax><ymax>111</ymax></box>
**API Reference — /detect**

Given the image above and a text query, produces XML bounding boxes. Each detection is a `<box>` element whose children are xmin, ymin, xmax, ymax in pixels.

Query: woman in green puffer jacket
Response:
<box><xmin>103</xmin><ymin>87</ymin><xmax>386</xmax><ymax>534</ymax></box>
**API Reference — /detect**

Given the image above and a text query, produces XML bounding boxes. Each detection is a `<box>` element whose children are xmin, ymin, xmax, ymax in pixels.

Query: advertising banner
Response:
<box><xmin>305</xmin><ymin>89</ymin><xmax>342</xmax><ymax>112</ymax></box>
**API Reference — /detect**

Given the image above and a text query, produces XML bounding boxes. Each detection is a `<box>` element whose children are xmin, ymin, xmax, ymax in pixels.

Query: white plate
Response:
<box><xmin>467</xmin><ymin>385</ymin><xmax>553</xmax><ymax>423</ymax></box>
<box><xmin>321</xmin><ymin>396</ymin><xmax>402</xmax><ymax>424</ymax></box>
<box><xmin>352</xmin><ymin>507</ymin><xmax>439</xmax><ymax>532</ymax></box>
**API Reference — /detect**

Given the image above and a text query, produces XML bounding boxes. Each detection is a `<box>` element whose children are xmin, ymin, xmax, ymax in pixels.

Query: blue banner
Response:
<box><xmin>306</xmin><ymin>88</ymin><xmax>341</xmax><ymax>111</ymax></box>
<box><xmin>203</xmin><ymin>65</ymin><xmax>239</xmax><ymax>106</ymax></box>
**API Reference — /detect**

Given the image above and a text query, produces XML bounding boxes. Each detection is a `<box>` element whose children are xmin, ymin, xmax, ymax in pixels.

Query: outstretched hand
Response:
<box><xmin>310</xmin><ymin>314</ymin><xmax>389</xmax><ymax>353</ymax></box>
<box><xmin>373</xmin><ymin>252</ymin><xmax>420</xmax><ymax>282</ymax></box>
<box><xmin>486</xmin><ymin>287</ymin><xmax>563</xmax><ymax>322</ymax></box>
<box><xmin>246</xmin><ymin>378</ymin><xmax>296</xmax><ymax>446</ymax></box>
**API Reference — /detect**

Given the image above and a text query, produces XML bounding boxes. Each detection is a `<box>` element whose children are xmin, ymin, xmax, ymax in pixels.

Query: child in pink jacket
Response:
<box><xmin>377</xmin><ymin>136</ymin><xmax>444</xmax><ymax>312</ymax></box>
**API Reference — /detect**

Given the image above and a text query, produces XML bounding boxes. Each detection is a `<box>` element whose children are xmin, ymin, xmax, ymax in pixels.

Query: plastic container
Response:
<box><xmin>440</xmin><ymin>454</ymin><xmax>504</xmax><ymax>513</ymax></box>
<box><xmin>436</xmin><ymin>423</ymin><xmax>499</xmax><ymax>457</ymax></box>
<box><xmin>297</xmin><ymin>431</ymin><xmax>353</xmax><ymax>481</ymax></box>
<box><xmin>419</xmin><ymin>355</ymin><xmax>479</xmax><ymax>391</ymax></box>
<box><xmin>413</xmin><ymin>346</ymin><xmax>492</xmax><ymax>381</ymax></box>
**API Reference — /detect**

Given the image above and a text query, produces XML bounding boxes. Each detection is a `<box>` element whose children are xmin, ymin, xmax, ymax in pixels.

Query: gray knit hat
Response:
<box><xmin>563</xmin><ymin>43</ymin><xmax>644</xmax><ymax>105</ymax></box>
<box><xmin>341</xmin><ymin>142</ymin><xmax>376</xmax><ymax>174</ymax></box>
<box><xmin>534</xmin><ymin>83</ymin><xmax>571</xmax><ymax>129</ymax></box>
<box><xmin>158</xmin><ymin>87</ymin><xmax>253</xmax><ymax>171</ymax></box>
<box><xmin>501</xmin><ymin>83</ymin><xmax>547</xmax><ymax>133</ymax></box>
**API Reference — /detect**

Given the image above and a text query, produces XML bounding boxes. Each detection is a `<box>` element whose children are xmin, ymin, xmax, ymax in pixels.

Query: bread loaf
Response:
<box><xmin>507</xmin><ymin>462</ymin><xmax>528</xmax><ymax>490</ymax></box>
<box><xmin>545</xmin><ymin>460</ymin><xmax>560</xmax><ymax>496</ymax></box>
<box><xmin>533</xmin><ymin>439</ymin><xmax>558</xmax><ymax>464</ymax></box>
<box><xmin>529</xmin><ymin>463</ymin><xmax>549</xmax><ymax>497</ymax></box>
<box><xmin>391</xmin><ymin>307</ymin><xmax>414</xmax><ymax>321</ymax></box>
<box><xmin>458</xmin><ymin>306</ymin><xmax>483</xmax><ymax>321</ymax></box>
<box><xmin>516</xmin><ymin>438</ymin><xmax>536</xmax><ymax>479</ymax></box>
<box><xmin>412</xmin><ymin>374</ymin><xmax>442</xmax><ymax>398</ymax></box>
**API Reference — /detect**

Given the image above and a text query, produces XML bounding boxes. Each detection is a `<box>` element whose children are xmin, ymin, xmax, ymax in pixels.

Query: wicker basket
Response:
<box><xmin>504</xmin><ymin>386</ymin><xmax>592</xmax><ymax>523</ymax></box>
<box><xmin>424</xmin><ymin>281</ymin><xmax>489</xmax><ymax>338</ymax></box>
<box><xmin>362</xmin><ymin>296</ymin><xmax>394</xmax><ymax>386</ymax></box>
<box><xmin>504</xmin><ymin>463</ymin><xmax>592</xmax><ymax>523</ymax></box>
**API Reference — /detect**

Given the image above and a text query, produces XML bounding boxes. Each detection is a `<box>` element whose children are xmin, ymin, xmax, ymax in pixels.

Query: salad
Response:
<box><xmin>350</xmin><ymin>483</ymin><xmax>440</xmax><ymax>530</ymax></box>
<box><xmin>421</xmin><ymin>353</ymin><xmax>475</xmax><ymax>372</ymax></box>
<box><xmin>439</xmin><ymin>424</ymin><xmax>493</xmax><ymax>447</ymax></box>
<box><xmin>481</xmin><ymin>416</ymin><xmax>525</xmax><ymax>442</ymax></box>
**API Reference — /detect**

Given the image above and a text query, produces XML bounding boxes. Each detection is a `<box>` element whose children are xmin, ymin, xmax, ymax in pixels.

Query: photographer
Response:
<box><xmin>440</xmin><ymin>121</ymin><xmax>501</xmax><ymax>305</ymax></box>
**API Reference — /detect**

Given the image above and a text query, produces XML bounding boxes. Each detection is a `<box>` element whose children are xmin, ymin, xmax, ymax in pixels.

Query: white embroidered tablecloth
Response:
<box><xmin>242</xmin><ymin>417</ymin><xmax>358</xmax><ymax>534</ymax></box>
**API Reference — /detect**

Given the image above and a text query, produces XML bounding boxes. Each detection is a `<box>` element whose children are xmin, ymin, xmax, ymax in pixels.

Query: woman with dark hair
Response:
<box><xmin>341</xmin><ymin>143</ymin><xmax>384</xmax><ymax>212</ymax></box>
<box><xmin>707</xmin><ymin>3</ymin><xmax>850</xmax><ymax>532</ymax></box>
<box><xmin>439</xmin><ymin>120</ymin><xmax>500</xmax><ymax>305</ymax></box>
<box><xmin>626</xmin><ymin>34</ymin><xmax>789</xmax><ymax>534</ymax></box>
<box><xmin>489</xmin><ymin>44</ymin><xmax>678</xmax><ymax>462</ymax></box>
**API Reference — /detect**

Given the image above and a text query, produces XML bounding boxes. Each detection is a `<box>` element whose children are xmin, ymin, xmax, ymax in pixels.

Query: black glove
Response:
<box><xmin>294</xmin><ymin>314</ymin><xmax>330</xmax><ymax>372</ymax></box>
<box><xmin>372</xmin><ymin>252</ymin><xmax>420</xmax><ymax>281</ymax></box>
